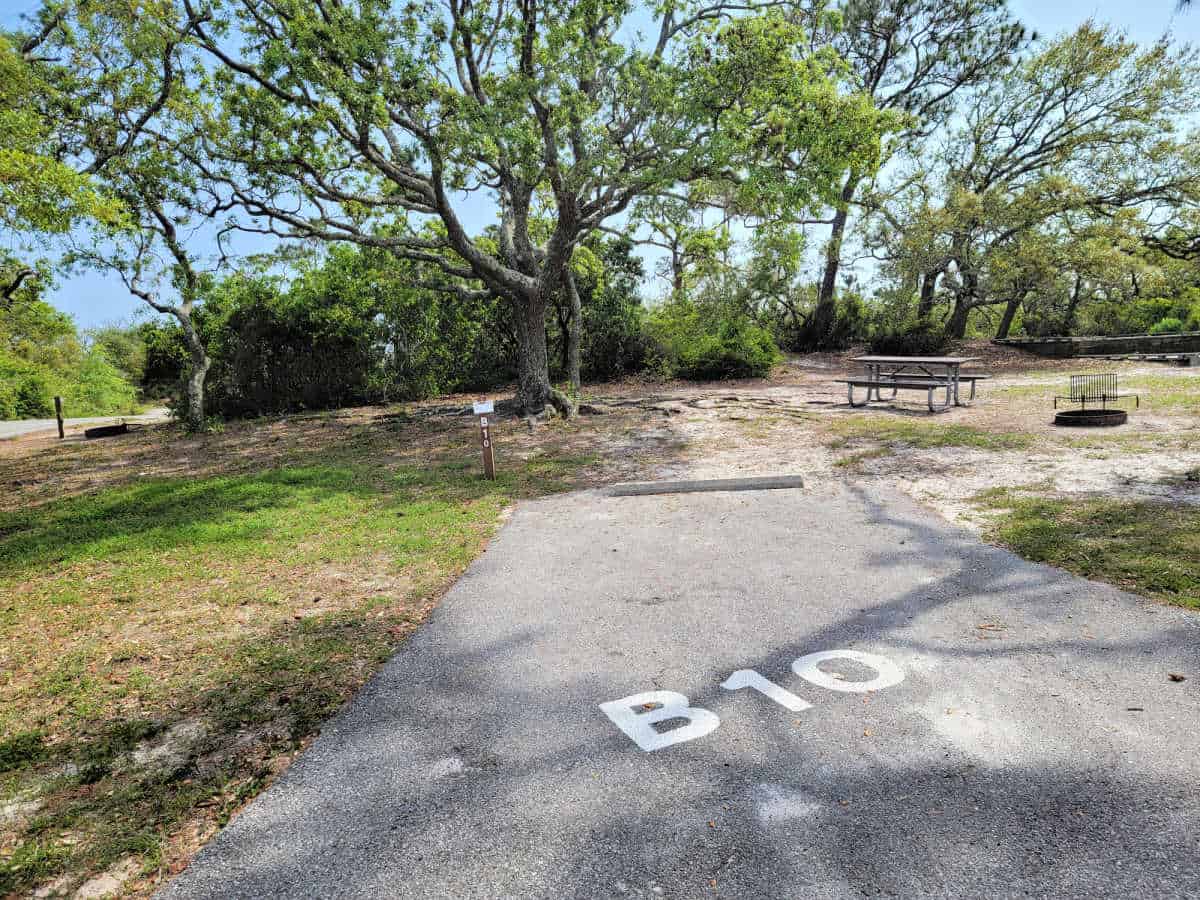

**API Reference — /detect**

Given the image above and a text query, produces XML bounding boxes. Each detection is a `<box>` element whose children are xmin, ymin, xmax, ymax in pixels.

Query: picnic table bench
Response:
<box><xmin>835</xmin><ymin>356</ymin><xmax>988</xmax><ymax>413</ymax></box>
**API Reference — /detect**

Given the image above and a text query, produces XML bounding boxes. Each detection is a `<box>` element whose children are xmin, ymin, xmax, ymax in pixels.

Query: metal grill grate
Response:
<box><xmin>1055</xmin><ymin>373</ymin><xmax>1139</xmax><ymax>410</ymax></box>
<box><xmin>1069</xmin><ymin>373</ymin><xmax>1118</xmax><ymax>404</ymax></box>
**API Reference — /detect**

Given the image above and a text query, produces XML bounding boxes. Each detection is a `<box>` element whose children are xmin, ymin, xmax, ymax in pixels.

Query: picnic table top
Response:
<box><xmin>852</xmin><ymin>355</ymin><xmax>981</xmax><ymax>366</ymax></box>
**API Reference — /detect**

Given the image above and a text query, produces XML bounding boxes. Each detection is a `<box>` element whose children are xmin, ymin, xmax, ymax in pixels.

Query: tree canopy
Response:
<box><xmin>180</xmin><ymin>0</ymin><xmax>883</xmax><ymax>411</ymax></box>
<box><xmin>5</xmin><ymin>1</ymin><xmax>1200</xmax><ymax>425</ymax></box>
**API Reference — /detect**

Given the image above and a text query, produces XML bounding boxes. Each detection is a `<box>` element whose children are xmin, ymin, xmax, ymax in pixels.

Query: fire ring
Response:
<box><xmin>1053</xmin><ymin>408</ymin><xmax>1128</xmax><ymax>427</ymax></box>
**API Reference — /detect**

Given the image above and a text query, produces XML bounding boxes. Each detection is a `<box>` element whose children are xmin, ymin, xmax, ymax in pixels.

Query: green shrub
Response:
<box><xmin>1149</xmin><ymin>317</ymin><xmax>1186</xmax><ymax>335</ymax></box>
<box><xmin>1083</xmin><ymin>292</ymin><xmax>1200</xmax><ymax>336</ymax></box>
<box><xmin>646</xmin><ymin>299</ymin><xmax>780</xmax><ymax>381</ymax></box>
<box><xmin>576</xmin><ymin>239</ymin><xmax>648</xmax><ymax>381</ymax></box>
<box><xmin>88</xmin><ymin>325</ymin><xmax>147</xmax><ymax>386</ymax></box>
<box><xmin>135</xmin><ymin>319</ymin><xmax>189</xmax><ymax>398</ymax></box>
<box><xmin>59</xmin><ymin>349</ymin><xmax>139</xmax><ymax>416</ymax></box>
<box><xmin>0</xmin><ymin>351</ymin><xmax>54</xmax><ymax>418</ymax></box>
<box><xmin>766</xmin><ymin>291</ymin><xmax>867</xmax><ymax>352</ymax></box>
<box><xmin>1</xmin><ymin>295</ymin><xmax>140</xmax><ymax>419</ymax></box>
<box><xmin>868</xmin><ymin>320</ymin><xmax>949</xmax><ymax>355</ymax></box>
<box><xmin>679</xmin><ymin>321</ymin><xmax>780</xmax><ymax>379</ymax></box>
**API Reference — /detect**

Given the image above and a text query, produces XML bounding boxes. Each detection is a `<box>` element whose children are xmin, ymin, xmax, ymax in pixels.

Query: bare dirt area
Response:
<box><xmin>576</xmin><ymin>342</ymin><xmax>1200</xmax><ymax>529</ymax></box>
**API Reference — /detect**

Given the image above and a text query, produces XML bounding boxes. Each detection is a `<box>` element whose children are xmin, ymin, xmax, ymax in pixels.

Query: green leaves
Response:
<box><xmin>0</xmin><ymin>34</ymin><xmax>125</xmax><ymax>236</ymax></box>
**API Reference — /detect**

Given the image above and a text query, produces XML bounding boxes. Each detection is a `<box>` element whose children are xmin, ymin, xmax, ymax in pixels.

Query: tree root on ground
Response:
<box><xmin>377</xmin><ymin>392</ymin><xmax>812</xmax><ymax>424</ymax></box>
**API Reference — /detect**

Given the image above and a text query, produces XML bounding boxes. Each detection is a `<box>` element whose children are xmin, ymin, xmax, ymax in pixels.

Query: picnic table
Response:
<box><xmin>837</xmin><ymin>356</ymin><xmax>986</xmax><ymax>412</ymax></box>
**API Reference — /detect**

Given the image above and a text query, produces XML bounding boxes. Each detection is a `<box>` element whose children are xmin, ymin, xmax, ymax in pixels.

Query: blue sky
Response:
<box><xmin>2</xmin><ymin>0</ymin><xmax>1197</xmax><ymax>330</ymax></box>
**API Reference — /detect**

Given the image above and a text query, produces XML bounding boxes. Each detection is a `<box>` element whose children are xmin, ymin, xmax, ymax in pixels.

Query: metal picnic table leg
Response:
<box><xmin>880</xmin><ymin>365</ymin><xmax>899</xmax><ymax>401</ymax></box>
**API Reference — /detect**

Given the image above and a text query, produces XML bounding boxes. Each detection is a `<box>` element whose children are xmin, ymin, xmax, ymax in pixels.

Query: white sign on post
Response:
<box><xmin>474</xmin><ymin>400</ymin><xmax>496</xmax><ymax>479</ymax></box>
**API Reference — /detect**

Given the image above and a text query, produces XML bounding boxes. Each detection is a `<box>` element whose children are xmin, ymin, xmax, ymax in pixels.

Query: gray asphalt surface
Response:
<box><xmin>0</xmin><ymin>408</ymin><xmax>170</xmax><ymax>439</ymax></box>
<box><xmin>162</xmin><ymin>481</ymin><xmax>1200</xmax><ymax>899</ymax></box>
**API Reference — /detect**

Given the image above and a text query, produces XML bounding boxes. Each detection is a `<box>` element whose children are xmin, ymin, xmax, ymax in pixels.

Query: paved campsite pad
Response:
<box><xmin>163</xmin><ymin>483</ymin><xmax>1200</xmax><ymax>899</ymax></box>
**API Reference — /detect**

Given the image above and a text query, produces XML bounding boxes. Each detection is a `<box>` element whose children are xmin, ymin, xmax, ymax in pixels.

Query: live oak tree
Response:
<box><xmin>181</xmin><ymin>0</ymin><xmax>881</xmax><ymax>415</ymax></box>
<box><xmin>1003</xmin><ymin>212</ymin><xmax>1163</xmax><ymax>338</ymax></box>
<box><xmin>631</xmin><ymin>194</ymin><xmax>735</xmax><ymax>298</ymax></box>
<box><xmin>795</xmin><ymin>0</ymin><xmax>1026</xmax><ymax>349</ymax></box>
<box><xmin>881</xmin><ymin>24</ymin><xmax>1200</xmax><ymax>339</ymax></box>
<box><xmin>11</xmin><ymin>1</ymin><xmax>220</xmax><ymax>429</ymax></box>
<box><xmin>0</xmin><ymin>19</ymin><xmax>124</xmax><ymax>302</ymax></box>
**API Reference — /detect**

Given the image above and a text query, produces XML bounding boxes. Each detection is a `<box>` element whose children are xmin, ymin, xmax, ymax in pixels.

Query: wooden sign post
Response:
<box><xmin>473</xmin><ymin>400</ymin><xmax>496</xmax><ymax>480</ymax></box>
<box><xmin>54</xmin><ymin>396</ymin><xmax>65</xmax><ymax>440</ymax></box>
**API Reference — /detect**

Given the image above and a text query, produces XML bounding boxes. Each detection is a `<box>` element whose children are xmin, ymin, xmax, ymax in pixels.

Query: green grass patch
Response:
<box><xmin>0</xmin><ymin>427</ymin><xmax>594</xmax><ymax>896</ymax></box>
<box><xmin>1119</xmin><ymin>373</ymin><xmax>1200</xmax><ymax>414</ymax></box>
<box><xmin>0</xmin><ymin>732</ymin><xmax>47</xmax><ymax>773</ymax></box>
<box><xmin>827</xmin><ymin>416</ymin><xmax>1034</xmax><ymax>452</ymax></box>
<box><xmin>833</xmin><ymin>447</ymin><xmax>895</xmax><ymax>469</ymax></box>
<box><xmin>997</xmin><ymin>372</ymin><xmax>1200</xmax><ymax>413</ymax></box>
<box><xmin>975</xmin><ymin>489</ymin><xmax>1200</xmax><ymax>609</ymax></box>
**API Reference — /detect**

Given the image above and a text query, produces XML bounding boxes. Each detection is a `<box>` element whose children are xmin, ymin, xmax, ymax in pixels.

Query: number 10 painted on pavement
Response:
<box><xmin>599</xmin><ymin>649</ymin><xmax>903</xmax><ymax>752</ymax></box>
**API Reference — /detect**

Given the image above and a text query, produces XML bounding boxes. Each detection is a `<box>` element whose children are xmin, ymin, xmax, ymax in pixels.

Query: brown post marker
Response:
<box><xmin>54</xmin><ymin>396</ymin><xmax>65</xmax><ymax>439</ymax></box>
<box><xmin>473</xmin><ymin>400</ymin><xmax>496</xmax><ymax>479</ymax></box>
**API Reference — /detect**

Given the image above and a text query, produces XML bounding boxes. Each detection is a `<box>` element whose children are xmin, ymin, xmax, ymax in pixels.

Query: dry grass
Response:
<box><xmin>0</xmin><ymin>403</ymin><xmax>671</xmax><ymax>898</ymax></box>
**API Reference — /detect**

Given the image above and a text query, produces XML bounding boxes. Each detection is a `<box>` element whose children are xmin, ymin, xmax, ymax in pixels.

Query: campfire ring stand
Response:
<box><xmin>1053</xmin><ymin>408</ymin><xmax>1128</xmax><ymax>428</ymax></box>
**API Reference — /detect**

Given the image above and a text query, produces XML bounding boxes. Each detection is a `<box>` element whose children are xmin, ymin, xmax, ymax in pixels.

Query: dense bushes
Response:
<box><xmin>0</xmin><ymin>348</ymin><xmax>137</xmax><ymax>419</ymax></box>
<box><xmin>1149</xmin><ymin>317</ymin><xmax>1186</xmax><ymax>335</ymax></box>
<box><xmin>141</xmin><ymin>240</ymin><xmax>652</xmax><ymax>417</ymax></box>
<box><xmin>7</xmin><ymin>239</ymin><xmax>850</xmax><ymax>424</ymax></box>
<box><xmin>646</xmin><ymin>298</ymin><xmax>780</xmax><ymax>380</ymax></box>
<box><xmin>868</xmin><ymin>319</ymin><xmax>950</xmax><ymax>355</ymax></box>
<box><xmin>572</xmin><ymin>239</ymin><xmax>648</xmax><ymax>382</ymax></box>
<box><xmin>0</xmin><ymin>351</ymin><xmax>53</xmax><ymax>418</ymax></box>
<box><xmin>1079</xmin><ymin>291</ymin><xmax>1200</xmax><ymax>337</ymax></box>
<box><xmin>0</xmin><ymin>296</ymin><xmax>139</xmax><ymax>419</ymax></box>
<box><xmin>201</xmin><ymin>273</ymin><xmax>389</xmax><ymax>416</ymax></box>
<box><xmin>196</xmin><ymin>251</ymin><xmax>518</xmax><ymax>417</ymax></box>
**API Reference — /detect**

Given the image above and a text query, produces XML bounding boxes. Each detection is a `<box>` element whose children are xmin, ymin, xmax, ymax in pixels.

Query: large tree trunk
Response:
<box><xmin>513</xmin><ymin>293</ymin><xmax>574</xmax><ymax>418</ymax></box>
<box><xmin>176</xmin><ymin>310</ymin><xmax>210</xmax><ymax>430</ymax></box>
<box><xmin>945</xmin><ymin>294</ymin><xmax>973</xmax><ymax>340</ymax></box>
<box><xmin>565</xmin><ymin>270</ymin><xmax>582</xmax><ymax>394</ymax></box>
<box><xmin>1063</xmin><ymin>275</ymin><xmax>1085</xmax><ymax>334</ymax></box>
<box><xmin>917</xmin><ymin>270</ymin><xmax>939</xmax><ymax>320</ymax></box>
<box><xmin>996</xmin><ymin>296</ymin><xmax>1021</xmax><ymax>339</ymax></box>
<box><xmin>554</xmin><ymin>302</ymin><xmax>570</xmax><ymax>376</ymax></box>
<box><xmin>802</xmin><ymin>172</ymin><xmax>861</xmax><ymax>350</ymax></box>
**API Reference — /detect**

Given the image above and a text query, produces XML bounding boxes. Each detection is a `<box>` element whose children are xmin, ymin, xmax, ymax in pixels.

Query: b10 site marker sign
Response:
<box><xmin>473</xmin><ymin>400</ymin><xmax>495</xmax><ymax>480</ymax></box>
<box><xmin>599</xmin><ymin>649</ymin><xmax>904</xmax><ymax>752</ymax></box>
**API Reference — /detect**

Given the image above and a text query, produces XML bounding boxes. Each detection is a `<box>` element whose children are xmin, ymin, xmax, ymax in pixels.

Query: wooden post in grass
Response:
<box><xmin>54</xmin><ymin>396</ymin><xmax>64</xmax><ymax>439</ymax></box>
<box><xmin>473</xmin><ymin>400</ymin><xmax>496</xmax><ymax>480</ymax></box>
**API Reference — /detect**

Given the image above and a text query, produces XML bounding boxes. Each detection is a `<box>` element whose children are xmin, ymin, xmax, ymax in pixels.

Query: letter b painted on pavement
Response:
<box><xmin>599</xmin><ymin>691</ymin><xmax>720</xmax><ymax>752</ymax></box>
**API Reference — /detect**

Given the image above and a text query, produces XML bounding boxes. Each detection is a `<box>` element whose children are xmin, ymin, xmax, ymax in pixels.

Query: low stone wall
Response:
<box><xmin>994</xmin><ymin>332</ymin><xmax>1200</xmax><ymax>358</ymax></box>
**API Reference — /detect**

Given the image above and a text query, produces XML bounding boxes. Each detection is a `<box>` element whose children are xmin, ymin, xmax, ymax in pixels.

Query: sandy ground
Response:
<box><xmin>571</xmin><ymin>344</ymin><xmax>1200</xmax><ymax>529</ymax></box>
